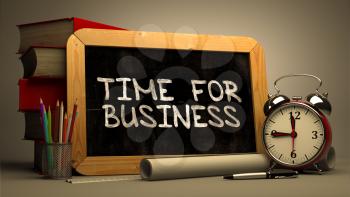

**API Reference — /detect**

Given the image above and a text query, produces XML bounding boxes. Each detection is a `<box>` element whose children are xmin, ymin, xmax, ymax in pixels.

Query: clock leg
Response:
<box><xmin>300</xmin><ymin>163</ymin><xmax>324</xmax><ymax>175</ymax></box>
<box><xmin>267</xmin><ymin>161</ymin><xmax>278</xmax><ymax>172</ymax></box>
<box><xmin>313</xmin><ymin>163</ymin><xmax>324</xmax><ymax>174</ymax></box>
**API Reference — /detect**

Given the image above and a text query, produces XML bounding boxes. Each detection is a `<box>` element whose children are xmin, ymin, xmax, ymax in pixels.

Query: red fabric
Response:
<box><xmin>18</xmin><ymin>78</ymin><xmax>66</xmax><ymax>111</ymax></box>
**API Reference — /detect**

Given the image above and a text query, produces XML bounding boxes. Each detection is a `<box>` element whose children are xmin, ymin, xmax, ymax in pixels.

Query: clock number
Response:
<box><xmin>312</xmin><ymin>131</ymin><xmax>318</xmax><ymax>139</ymax></box>
<box><xmin>290</xmin><ymin>111</ymin><xmax>301</xmax><ymax>120</ymax></box>
<box><xmin>290</xmin><ymin>150</ymin><xmax>297</xmax><ymax>158</ymax></box>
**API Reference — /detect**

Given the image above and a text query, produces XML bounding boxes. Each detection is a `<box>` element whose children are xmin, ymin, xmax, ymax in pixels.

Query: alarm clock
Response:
<box><xmin>262</xmin><ymin>74</ymin><xmax>332</xmax><ymax>172</ymax></box>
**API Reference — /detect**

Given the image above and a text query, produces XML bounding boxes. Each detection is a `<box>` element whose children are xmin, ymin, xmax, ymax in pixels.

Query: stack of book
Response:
<box><xmin>17</xmin><ymin>17</ymin><xmax>125</xmax><ymax>171</ymax></box>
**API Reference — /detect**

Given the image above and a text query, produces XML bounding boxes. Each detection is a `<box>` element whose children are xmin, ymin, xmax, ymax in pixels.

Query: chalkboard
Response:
<box><xmin>67</xmin><ymin>29</ymin><xmax>267</xmax><ymax>175</ymax></box>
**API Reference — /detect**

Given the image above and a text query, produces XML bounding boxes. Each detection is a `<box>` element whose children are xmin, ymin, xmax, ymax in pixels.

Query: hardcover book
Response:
<box><xmin>20</xmin><ymin>46</ymin><xmax>65</xmax><ymax>78</ymax></box>
<box><xmin>17</xmin><ymin>17</ymin><xmax>125</xmax><ymax>53</ymax></box>
<box><xmin>18</xmin><ymin>78</ymin><xmax>66</xmax><ymax>111</ymax></box>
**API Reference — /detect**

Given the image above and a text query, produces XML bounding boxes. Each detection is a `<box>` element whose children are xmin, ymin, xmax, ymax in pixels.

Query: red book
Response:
<box><xmin>18</xmin><ymin>78</ymin><xmax>66</xmax><ymax>111</ymax></box>
<box><xmin>17</xmin><ymin>17</ymin><xmax>126</xmax><ymax>53</ymax></box>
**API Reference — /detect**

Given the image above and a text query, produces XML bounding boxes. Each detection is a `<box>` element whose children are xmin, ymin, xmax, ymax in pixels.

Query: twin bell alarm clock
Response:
<box><xmin>262</xmin><ymin>74</ymin><xmax>333</xmax><ymax>172</ymax></box>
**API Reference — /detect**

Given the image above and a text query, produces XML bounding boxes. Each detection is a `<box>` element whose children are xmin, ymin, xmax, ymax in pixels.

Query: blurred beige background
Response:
<box><xmin>0</xmin><ymin>0</ymin><xmax>349</xmax><ymax>161</ymax></box>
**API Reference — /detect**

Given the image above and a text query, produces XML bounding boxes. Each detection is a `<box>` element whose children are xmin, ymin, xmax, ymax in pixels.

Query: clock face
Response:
<box><xmin>263</xmin><ymin>102</ymin><xmax>326</xmax><ymax>167</ymax></box>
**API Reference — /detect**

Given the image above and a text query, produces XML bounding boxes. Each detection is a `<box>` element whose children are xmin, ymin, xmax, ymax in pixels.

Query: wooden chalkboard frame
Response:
<box><xmin>67</xmin><ymin>29</ymin><xmax>267</xmax><ymax>175</ymax></box>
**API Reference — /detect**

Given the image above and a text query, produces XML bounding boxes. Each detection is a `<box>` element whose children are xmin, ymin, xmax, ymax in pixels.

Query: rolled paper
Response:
<box><xmin>140</xmin><ymin>154</ymin><xmax>270</xmax><ymax>181</ymax></box>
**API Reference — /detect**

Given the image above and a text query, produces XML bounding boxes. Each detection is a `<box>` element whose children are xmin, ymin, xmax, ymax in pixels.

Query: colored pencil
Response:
<box><xmin>68</xmin><ymin>100</ymin><xmax>78</xmax><ymax>142</ymax></box>
<box><xmin>51</xmin><ymin>101</ymin><xmax>56</xmax><ymax>142</ymax></box>
<box><xmin>63</xmin><ymin>113</ymin><xmax>68</xmax><ymax>143</ymax></box>
<box><xmin>53</xmin><ymin>100</ymin><xmax>60</xmax><ymax>142</ymax></box>
<box><xmin>39</xmin><ymin>99</ymin><xmax>48</xmax><ymax>143</ymax></box>
<box><xmin>65</xmin><ymin>113</ymin><xmax>72</xmax><ymax>143</ymax></box>
<box><xmin>70</xmin><ymin>110</ymin><xmax>78</xmax><ymax>142</ymax></box>
<box><xmin>44</xmin><ymin>106</ymin><xmax>49</xmax><ymax>143</ymax></box>
<box><xmin>68</xmin><ymin>110</ymin><xmax>78</xmax><ymax>143</ymax></box>
<box><xmin>59</xmin><ymin>101</ymin><xmax>64</xmax><ymax>144</ymax></box>
<box><xmin>40</xmin><ymin>99</ymin><xmax>49</xmax><ymax>143</ymax></box>
<box><xmin>48</xmin><ymin>106</ymin><xmax>52</xmax><ymax>143</ymax></box>
<box><xmin>40</xmin><ymin>99</ymin><xmax>53</xmax><ymax>170</ymax></box>
<box><xmin>39</xmin><ymin>116</ymin><xmax>44</xmax><ymax>141</ymax></box>
<box><xmin>39</xmin><ymin>99</ymin><xmax>44</xmax><ymax>135</ymax></box>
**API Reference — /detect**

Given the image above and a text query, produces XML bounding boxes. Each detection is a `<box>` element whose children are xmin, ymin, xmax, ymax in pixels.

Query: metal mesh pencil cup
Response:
<box><xmin>42</xmin><ymin>143</ymin><xmax>72</xmax><ymax>179</ymax></box>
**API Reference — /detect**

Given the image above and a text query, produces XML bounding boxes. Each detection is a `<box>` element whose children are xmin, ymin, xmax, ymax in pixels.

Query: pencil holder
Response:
<box><xmin>43</xmin><ymin>143</ymin><xmax>72</xmax><ymax>179</ymax></box>
<box><xmin>41</xmin><ymin>143</ymin><xmax>49</xmax><ymax>176</ymax></box>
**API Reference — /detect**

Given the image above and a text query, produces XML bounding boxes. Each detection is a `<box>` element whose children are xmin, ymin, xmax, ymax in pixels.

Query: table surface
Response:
<box><xmin>1</xmin><ymin>158</ymin><xmax>349</xmax><ymax>197</ymax></box>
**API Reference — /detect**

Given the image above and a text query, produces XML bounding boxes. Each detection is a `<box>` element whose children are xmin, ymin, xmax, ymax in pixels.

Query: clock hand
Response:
<box><xmin>271</xmin><ymin>130</ymin><xmax>292</xmax><ymax>137</ymax></box>
<box><xmin>291</xmin><ymin>114</ymin><xmax>296</xmax><ymax>151</ymax></box>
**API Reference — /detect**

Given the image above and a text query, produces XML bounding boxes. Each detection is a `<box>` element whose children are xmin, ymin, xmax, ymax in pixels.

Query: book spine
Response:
<box><xmin>18</xmin><ymin>78</ymin><xmax>66</xmax><ymax>111</ymax></box>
